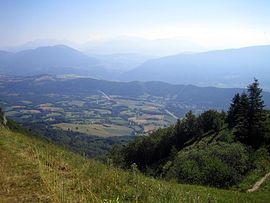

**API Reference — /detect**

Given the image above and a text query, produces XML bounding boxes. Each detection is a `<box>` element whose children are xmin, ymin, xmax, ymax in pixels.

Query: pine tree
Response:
<box><xmin>234</xmin><ymin>93</ymin><xmax>250</xmax><ymax>143</ymax></box>
<box><xmin>233</xmin><ymin>79</ymin><xmax>266</xmax><ymax>147</ymax></box>
<box><xmin>227</xmin><ymin>93</ymin><xmax>241</xmax><ymax>128</ymax></box>
<box><xmin>247</xmin><ymin>79</ymin><xmax>266</xmax><ymax>147</ymax></box>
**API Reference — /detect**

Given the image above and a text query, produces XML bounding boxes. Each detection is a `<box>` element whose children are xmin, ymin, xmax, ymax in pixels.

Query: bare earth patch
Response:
<box><xmin>247</xmin><ymin>172</ymin><xmax>270</xmax><ymax>192</ymax></box>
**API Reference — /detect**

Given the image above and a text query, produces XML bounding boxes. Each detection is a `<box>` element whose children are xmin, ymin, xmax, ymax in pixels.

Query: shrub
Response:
<box><xmin>167</xmin><ymin>142</ymin><xmax>251</xmax><ymax>188</ymax></box>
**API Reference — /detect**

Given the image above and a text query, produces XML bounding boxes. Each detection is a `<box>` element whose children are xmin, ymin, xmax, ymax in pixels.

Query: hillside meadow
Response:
<box><xmin>1</xmin><ymin>124</ymin><xmax>270</xmax><ymax>202</ymax></box>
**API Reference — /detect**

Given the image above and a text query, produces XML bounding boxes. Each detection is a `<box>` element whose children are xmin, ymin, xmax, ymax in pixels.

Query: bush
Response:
<box><xmin>166</xmin><ymin>142</ymin><xmax>251</xmax><ymax>188</ymax></box>
<box><xmin>198</xmin><ymin>110</ymin><xmax>225</xmax><ymax>133</ymax></box>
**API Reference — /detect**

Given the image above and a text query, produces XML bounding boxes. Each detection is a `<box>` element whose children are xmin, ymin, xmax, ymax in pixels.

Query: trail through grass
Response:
<box><xmin>247</xmin><ymin>172</ymin><xmax>270</xmax><ymax>192</ymax></box>
<box><xmin>1</xmin><ymin>127</ymin><xmax>270</xmax><ymax>202</ymax></box>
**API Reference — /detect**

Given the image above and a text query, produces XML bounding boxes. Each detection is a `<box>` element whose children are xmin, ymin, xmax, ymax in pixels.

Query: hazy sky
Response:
<box><xmin>1</xmin><ymin>0</ymin><xmax>270</xmax><ymax>49</ymax></box>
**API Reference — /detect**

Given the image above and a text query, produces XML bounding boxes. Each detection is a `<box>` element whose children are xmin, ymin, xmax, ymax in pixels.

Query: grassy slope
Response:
<box><xmin>183</xmin><ymin>128</ymin><xmax>270</xmax><ymax>193</ymax></box>
<box><xmin>1</xmin><ymin>127</ymin><xmax>270</xmax><ymax>202</ymax></box>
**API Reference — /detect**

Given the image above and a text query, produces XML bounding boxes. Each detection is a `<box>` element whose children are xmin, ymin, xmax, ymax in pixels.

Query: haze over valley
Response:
<box><xmin>1</xmin><ymin>1</ymin><xmax>270</xmax><ymax>202</ymax></box>
<box><xmin>1</xmin><ymin>44</ymin><xmax>270</xmax><ymax>90</ymax></box>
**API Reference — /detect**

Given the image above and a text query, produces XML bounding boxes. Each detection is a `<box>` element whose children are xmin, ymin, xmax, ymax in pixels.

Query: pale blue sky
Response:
<box><xmin>1</xmin><ymin>0</ymin><xmax>270</xmax><ymax>48</ymax></box>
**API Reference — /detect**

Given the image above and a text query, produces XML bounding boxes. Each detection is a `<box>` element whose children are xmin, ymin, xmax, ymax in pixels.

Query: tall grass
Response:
<box><xmin>1</xmin><ymin>127</ymin><xmax>270</xmax><ymax>202</ymax></box>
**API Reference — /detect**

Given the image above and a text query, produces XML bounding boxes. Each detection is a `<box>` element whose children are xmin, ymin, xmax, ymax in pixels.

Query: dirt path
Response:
<box><xmin>247</xmin><ymin>172</ymin><xmax>270</xmax><ymax>192</ymax></box>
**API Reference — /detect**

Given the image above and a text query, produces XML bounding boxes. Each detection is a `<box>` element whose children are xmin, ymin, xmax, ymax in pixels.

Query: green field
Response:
<box><xmin>4</xmin><ymin>93</ymin><xmax>179</xmax><ymax>137</ymax></box>
<box><xmin>53</xmin><ymin>123</ymin><xmax>133</xmax><ymax>137</ymax></box>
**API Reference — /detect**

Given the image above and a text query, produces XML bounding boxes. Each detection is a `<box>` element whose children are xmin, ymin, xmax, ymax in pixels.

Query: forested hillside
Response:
<box><xmin>109</xmin><ymin>80</ymin><xmax>270</xmax><ymax>190</ymax></box>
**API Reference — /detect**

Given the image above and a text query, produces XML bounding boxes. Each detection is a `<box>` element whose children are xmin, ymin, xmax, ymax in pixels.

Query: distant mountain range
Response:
<box><xmin>2</xmin><ymin>37</ymin><xmax>204</xmax><ymax>56</ymax></box>
<box><xmin>0</xmin><ymin>45</ymin><xmax>115</xmax><ymax>78</ymax></box>
<box><xmin>1</xmin><ymin>44</ymin><xmax>270</xmax><ymax>90</ymax></box>
<box><xmin>0</xmin><ymin>45</ymin><xmax>150</xmax><ymax>78</ymax></box>
<box><xmin>93</xmin><ymin>53</ymin><xmax>153</xmax><ymax>72</ymax></box>
<box><xmin>123</xmin><ymin>45</ymin><xmax>270</xmax><ymax>90</ymax></box>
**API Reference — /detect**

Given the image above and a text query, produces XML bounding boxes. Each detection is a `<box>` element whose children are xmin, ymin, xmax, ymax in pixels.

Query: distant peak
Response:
<box><xmin>34</xmin><ymin>44</ymin><xmax>74</xmax><ymax>50</ymax></box>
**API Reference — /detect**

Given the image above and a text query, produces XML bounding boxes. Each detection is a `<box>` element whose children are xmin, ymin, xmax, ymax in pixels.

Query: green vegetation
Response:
<box><xmin>110</xmin><ymin>80</ymin><xmax>270</xmax><ymax>192</ymax></box>
<box><xmin>1</xmin><ymin>87</ymin><xmax>180</xmax><ymax>158</ymax></box>
<box><xmin>1</xmin><ymin>120</ymin><xmax>270</xmax><ymax>202</ymax></box>
<box><xmin>1</xmin><ymin>75</ymin><xmax>270</xmax><ymax>161</ymax></box>
<box><xmin>0</xmin><ymin>106</ymin><xmax>7</xmax><ymax>125</ymax></box>
<box><xmin>228</xmin><ymin>79</ymin><xmax>267</xmax><ymax>148</ymax></box>
<box><xmin>30</xmin><ymin>122</ymin><xmax>134</xmax><ymax>159</ymax></box>
<box><xmin>53</xmin><ymin>123</ymin><xmax>133</xmax><ymax>137</ymax></box>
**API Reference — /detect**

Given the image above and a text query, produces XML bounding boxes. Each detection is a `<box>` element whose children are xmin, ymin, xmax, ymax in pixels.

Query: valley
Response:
<box><xmin>1</xmin><ymin>83</ymin><xmax>178</xmax><ymax>137</ymax></box>
<box><xmin>1</xmin><ymin>75</ymin><xmax>270</xmax><ymax>160</ymax></box>
<box><xmin>0</xmin><ymin>75</ymin><xmax>239</xmax><ymax>136</ymax></box>
<box><xmin>1</xmin><ymin>75</ymin><xmax>270</xmax><ymax>158</ymax></box>
<box><xmin>1</xmin><ymin>1</ymin><xmax>270</xmax><ymax>202</ymax></box>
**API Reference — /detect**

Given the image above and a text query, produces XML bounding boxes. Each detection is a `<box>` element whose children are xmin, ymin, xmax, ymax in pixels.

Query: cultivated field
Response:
<box><xmin>53</xmin><ymin>123</ymin><xmax>133</xmax><ymax>137</ymax></box>
<box><xmin>2</xmin><ymin>91</ymin><xmax>180</xmax><ymax>137</ymax></box>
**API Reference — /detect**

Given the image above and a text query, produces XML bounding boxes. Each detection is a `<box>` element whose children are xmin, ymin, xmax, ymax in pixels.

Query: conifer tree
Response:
<box><xmin>246</xmin><ymin>79</ymin><xmax>266</xmax><ymax>147</ymax></box>
<box><xmin>232</xmin><ymin>79</ymin><xmax>266</xmax><ymax>147</ymax></box>
<box><xmin>227</xmin><ymin>93</ymin><xmax>241</xmax><ymax>128</ymax></box>
<box><xmin>234</xmin><ymin>93</ymin><xmax>250</xmax><ymax>143</ymax></box>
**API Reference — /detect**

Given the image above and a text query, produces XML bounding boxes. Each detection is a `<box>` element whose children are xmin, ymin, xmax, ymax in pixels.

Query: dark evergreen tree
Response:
<box><xmin>233</xmin><ymin>79</ymin><xmax>266</xmax><ymax>147</ymax></box>
<box><xmin>227</xmin><ymin>93</ymin><xmax>241</xmax><ymax>128</ymax></box>
<box><xmin>0</xmin><ymin>107</ymin><xmax>7</xmax><ymax>126</ymax></box>
<box><xmin>175</xmin><ymin>119</ymin><xmax>184</xmax><ymax>148</ymax></box>
<box><xmin>246</xmin><ymin>79</ymin><xmax>266</xmax><ymax>147</ymax></box>
<box><xmin>234</xmin><ymin>93</ymin><xmax>250</xmax><ymax>143</ymax></box>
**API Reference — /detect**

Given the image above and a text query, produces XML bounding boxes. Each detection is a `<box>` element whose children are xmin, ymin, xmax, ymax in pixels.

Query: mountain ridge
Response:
<box><xmin>122</xmin><ymin>44</ymin><xmax>270</xmax><ymax>90</ymax></box>
<box><xmin>0</xmin><ymin>45</ymin><xmax>112</xmax><ymax>78</ymax></box>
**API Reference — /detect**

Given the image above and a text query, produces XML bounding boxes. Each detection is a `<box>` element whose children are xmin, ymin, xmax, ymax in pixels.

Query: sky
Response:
<box><xmin>1</xmin><ymin>0</ymin><xmax>270</xmax><ymax>50</ymax></box>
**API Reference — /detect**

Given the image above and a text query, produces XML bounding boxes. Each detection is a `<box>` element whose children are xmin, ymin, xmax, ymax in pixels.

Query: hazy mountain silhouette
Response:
<box><xmin>123</xmin><ymin>45</ymin><xmax>270</xmax><ymax>90</ymax></box>
<box><xmin>0</xmin><ymin>45</ymin><xmax>113</xmax><ymax>78</ymax></box>
<box><xmin>83</xmin><ymin>37</ymin><xmax>204</xmax><ymax>56</ymax></box>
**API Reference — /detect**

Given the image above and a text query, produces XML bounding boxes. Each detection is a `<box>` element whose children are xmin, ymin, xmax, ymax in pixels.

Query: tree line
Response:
<box><xmin>109</xmin><ymin>79</ymin><xmax>270</xmax><ymax>188</ymax></box>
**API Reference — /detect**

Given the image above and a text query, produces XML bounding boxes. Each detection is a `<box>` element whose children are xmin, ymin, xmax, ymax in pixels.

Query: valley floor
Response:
<box><xmin>1</xmin><ymin>127</ymin><xmax>270</xmax><ymax>202</ymax></box>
